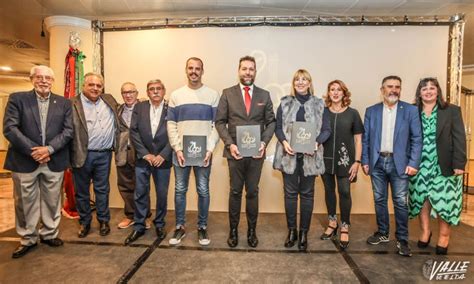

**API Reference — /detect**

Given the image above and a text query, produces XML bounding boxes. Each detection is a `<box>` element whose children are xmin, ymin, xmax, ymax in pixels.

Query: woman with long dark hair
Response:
<box><xmin>409</xmin><ymin>77</ymin><xmax>466</xmax><ymax>255</ymax></box>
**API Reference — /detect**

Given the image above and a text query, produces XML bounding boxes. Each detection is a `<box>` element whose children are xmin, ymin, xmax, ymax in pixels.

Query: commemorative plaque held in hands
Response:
<box><xmin>290</xmin><ymin>121</ymin><xmax>316</xmax><ymax>154</ymax></box>
<box><xmin>183</xmin><ymin>135</ymin><xmax>207</xmax><ymax>166</ymax></box>
<box><xmin>236</xmin><ymin>125</ymin><xmax>261</xmax><ymax>157</ymax></box>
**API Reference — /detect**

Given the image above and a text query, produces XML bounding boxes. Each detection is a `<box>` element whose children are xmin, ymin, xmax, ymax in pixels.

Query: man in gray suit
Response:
<box><xmin>216</xmin><ymin>56</ymin><xmax>276</xmax><ymax>248</ymax></box>
<box><xmin>71</xmin><ymin>72</ymin><xmax>122</xmax><ymax>238</ymax></box>
<box><xmin>3</xmin><ymin>65</ymin><xmax>73</xmax><ymax>258</ymax></box>
<box><xmin>115</xmin><ymin>82</ymin><xmax>139</xmax><ymax>230</ymax></box>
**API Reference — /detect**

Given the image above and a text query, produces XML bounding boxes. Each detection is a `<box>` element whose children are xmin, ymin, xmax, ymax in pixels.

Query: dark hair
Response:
<box><xmin>415</xmin><ymin>77</ymin><xmax>447</xmax><ymax>110</ymax></box>
<box><xmin>324</xmin><ymin>79</ymin><xmax>352</xmax><ymax>108</ymax></box>
<box><xmin>239</xmin><ymin>56</ymin><xmax>256</xmax><ymax>69</ymax></box>
<box><xmin>186</xmin><ymin>57</ymin><xmax>204</xmax><ymax>69</ymax></box>
<box><xmin>381</xmin><ymin>75</ymin><xmax>402</xmax><ymax>86</ymax></box>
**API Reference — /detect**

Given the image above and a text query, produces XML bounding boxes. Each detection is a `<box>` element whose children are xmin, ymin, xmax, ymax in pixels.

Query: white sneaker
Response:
<box><xmin>169</xmin><ymin>227</ymin><xmax>186</xmax><ymax>245</ymax></box>
<box><xmin>198</xmin><ymin>227</ymin><xmax>211</xmax><ymax>246</ymax></box>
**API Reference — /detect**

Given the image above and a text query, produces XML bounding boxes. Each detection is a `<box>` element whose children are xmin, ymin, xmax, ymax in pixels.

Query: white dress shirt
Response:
<box><xmin>150</xmin><ymin>101</ymin><xmax>164</xmax><ymax>138</ymax></box>
<box><xmin>239</xmin><ymin>83</ymin><xmax>254</xmax><ymax>101</ymax></box>
<box><xmin>380</xmin><ymin>102</ymin><xmax>398</xmax><ymax>153</ymax></box>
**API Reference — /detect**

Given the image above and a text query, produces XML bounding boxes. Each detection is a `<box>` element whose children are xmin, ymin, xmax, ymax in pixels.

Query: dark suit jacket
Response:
<box><xmin>215</xmin><ymin>84</ymin><xmax>276</xmax><ymax>159</ymax></box>
<box><xmin>433</xmin><ymin>104</ymin><xmax>467</xmax><ymax>176</ymax></box>
<box><xmin>129</xmin><ymin>100</ymin><xmax>172</xmax><ymax>168</ymax></box>
<box><xmin>3</xmin><ymin>90</ymin><xmax>73</xmax><ymax>173</ymax></box>
<box><xmin>115</xmin><ymin>103</ymin><xmax>136</xmax><ymax>167</ymax></box>
<box><xmin>362</xmin><ymin>101</ymin><xmax>422</xmax><ymax>177</ymax></box>
<box><xmin>70</xmin><ymin>93</ymin><xmax>122</xmax><ymax>168</ymax></box>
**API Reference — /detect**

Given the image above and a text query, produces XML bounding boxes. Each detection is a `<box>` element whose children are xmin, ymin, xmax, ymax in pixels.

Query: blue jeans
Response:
<box><xmin>174</xmin><ymin>164</ymin><xmax>211</xmax><ymax>228</ymax></box>
<box><xmin>370</xmin><ymin>156</ymin><xmax>409</xmax><ymax>241</ymax></box>
<box><xmin>134</xmin><ymin>165</ymin><xmax>170</xmax><ymax>232</ymax></box>
<box><xmin>73</xmin><ymin>151</ymin><xmax>112</xmax><ymax>226</ymax></box>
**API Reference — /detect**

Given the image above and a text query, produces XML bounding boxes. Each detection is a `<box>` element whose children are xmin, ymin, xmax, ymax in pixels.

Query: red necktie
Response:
<box><xmin>244</xmin><ymin>86</ymin><xmax>251</xmax><ymax>115</ymax></box>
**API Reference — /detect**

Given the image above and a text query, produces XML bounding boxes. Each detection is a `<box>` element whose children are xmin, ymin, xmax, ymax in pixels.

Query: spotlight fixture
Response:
<box><xmin>41</xmin><ymin>19</ymin><xmax>45</xmax><ymax>37</ymax></box>
<box><xmin>0</xmin><ymin>66</ymin><xmax>13</xmax><ymax>71</ymax></box>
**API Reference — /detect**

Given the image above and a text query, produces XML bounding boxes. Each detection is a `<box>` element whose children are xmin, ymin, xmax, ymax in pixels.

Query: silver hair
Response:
<box><xmin>30</xmin><ymin>65</ymin><xmax>55</xmax><ymax>78</ymax></box>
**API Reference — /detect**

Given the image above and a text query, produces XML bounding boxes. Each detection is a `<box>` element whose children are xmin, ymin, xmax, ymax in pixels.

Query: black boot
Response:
<box><xmin>284</xmin><ymin>229</ymin><xmax>298</xmax><ymax>248</ymax></box>
<box><xmin>298</xmin><ymin>230</ymin><xmax>308</xmax><ymax>251</ymax></box>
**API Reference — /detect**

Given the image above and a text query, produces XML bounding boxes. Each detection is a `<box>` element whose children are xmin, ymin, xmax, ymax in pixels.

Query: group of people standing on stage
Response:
<box><xmin>4</xmin><ymin>56</ymin><xmax>466</xmax><ymax>259</ymax></box>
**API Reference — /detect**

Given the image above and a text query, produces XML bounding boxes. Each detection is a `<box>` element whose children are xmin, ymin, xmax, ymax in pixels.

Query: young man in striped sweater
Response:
<box><xmin>167</xmin><ymin>57</ymin><xmax>220</xmax><ymax>246</ymax></box>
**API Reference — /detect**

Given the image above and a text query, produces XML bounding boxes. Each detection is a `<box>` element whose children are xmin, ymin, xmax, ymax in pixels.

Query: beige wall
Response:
<box><xmin>462</xmin><ymin>73</ymin><xmax>474</xmax><ymax>90</ymax></box>
<box><xmin>0</xmin><ymin>78</ymin><xmax>33</xmax><ymax>150</ymax></box>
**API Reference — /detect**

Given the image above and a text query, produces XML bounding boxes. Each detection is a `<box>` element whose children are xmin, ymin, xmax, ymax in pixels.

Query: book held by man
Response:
<box><xmin>183</xmin><ymin>135</ymin><xmax>207</xmax><ymax>166</ymax></box>
<box><xmin>236</xmin><ymin>125</ymin><xmax>261</xmax><ymax>157</ymax></box>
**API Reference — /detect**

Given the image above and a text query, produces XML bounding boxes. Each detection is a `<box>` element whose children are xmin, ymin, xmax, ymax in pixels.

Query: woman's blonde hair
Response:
<box><xmin>291</xmin><ymin>69</ymin><xmax>315</xmax><ymax>97</ymax></box>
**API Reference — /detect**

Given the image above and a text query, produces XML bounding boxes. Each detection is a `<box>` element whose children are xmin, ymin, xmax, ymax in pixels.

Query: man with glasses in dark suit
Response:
<box><xmin>4</xmin><ymin>65</ymin><xmax>73</xmax><ymax>258</ymax></box>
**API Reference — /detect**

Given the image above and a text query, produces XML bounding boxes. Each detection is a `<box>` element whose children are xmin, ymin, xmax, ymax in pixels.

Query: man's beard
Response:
<box><xmin>240</xmin><ymin>77</ymin><xmax>254</xmax><ymax>86</ymax></box>
<box><xmin>386</xmin><ymin>94</ymin><xmax>399</xmax><ymax>105</ymax></box>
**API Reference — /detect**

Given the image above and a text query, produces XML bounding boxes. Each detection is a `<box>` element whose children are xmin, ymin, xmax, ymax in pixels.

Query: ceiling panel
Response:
<box><xmin>260</xmin><ymin>0</ymin><xmax>310</xmax><ymax>10</ymax></box>
<box><xmin>122</xmin><ymin>0</ymin><xmax>174</xmax><ymax>14</ymax></box>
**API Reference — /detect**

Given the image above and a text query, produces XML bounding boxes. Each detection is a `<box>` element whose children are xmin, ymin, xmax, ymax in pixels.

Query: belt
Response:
<box><xmin>379</xmin><ymin>152</ymin><xmax>393</xmax><ymax>157</ymax></box>
<box><xmin>89</xmin><ymin>148</ymin><xmax>113</xmax><ymax>152</ymax></box>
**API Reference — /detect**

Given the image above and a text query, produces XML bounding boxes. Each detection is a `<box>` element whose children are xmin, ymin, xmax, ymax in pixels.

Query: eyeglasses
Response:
<box><xmin>32</xmin><ymin>75</ymin><xmax>53</xmax><ymax>82</ymax></box>
<box><xmin>121</xmin><ymin>90</ymin><xmax>137</xmax><ymax>95</ymax></box>
<box><xmin>148</xmin><ymin>87</ymin><xmax>164</xmax><ymax>92</ymax></box>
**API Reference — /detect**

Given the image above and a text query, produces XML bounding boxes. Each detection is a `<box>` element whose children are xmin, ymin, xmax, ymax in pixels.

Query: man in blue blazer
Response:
<box><xmin>362</xmin><ymin>75</ymin><xmax>422</xmax><ymax>257</ymax></box>
<box><xmin>3</xmin><ymin>65</ymin><xmax>73</xmax><ymax>258</ymax></box>
<box><xmin>124</xmin><ymin>79</ymin><xmax>172</xmax><ymax>245</ymax></box>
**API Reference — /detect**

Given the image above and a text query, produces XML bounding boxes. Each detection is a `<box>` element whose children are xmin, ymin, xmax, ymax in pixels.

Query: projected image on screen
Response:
<box><xmin>103</xmin><ymin>25</ymin><xmax>449</xmax><ymax>213</ymax></box>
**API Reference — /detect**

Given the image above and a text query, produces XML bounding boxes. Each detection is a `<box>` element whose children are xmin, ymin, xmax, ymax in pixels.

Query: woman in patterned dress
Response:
<box><xmin>320</xmin><ymin>80</ymin><xmax>364</xmax><ymax>249</ymax></box>
<box><xmin>409</xmin><ymin>77</ymin><xmax>466</xmax><ymax>255</ymax></box>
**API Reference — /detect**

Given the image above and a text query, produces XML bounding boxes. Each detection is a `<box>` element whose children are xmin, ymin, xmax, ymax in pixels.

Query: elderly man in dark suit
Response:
<box><xmin>71</xmin><ymin>72</ymin><xmax>122</xmax><ymax>238</ymax></box>
<box><xmin>3</xmin><ymin>65</ymin><xmax>73</xmax><ymax>258</ymax></box>
<box><xmin>216</xmin><ymin>55</ymin><xmax>276</xmax><ymax>248</ymax></box>
<box><xmin>124</xmin><ymin>79</ymin><xmax>172</xmax><ymax>245</ymax></box>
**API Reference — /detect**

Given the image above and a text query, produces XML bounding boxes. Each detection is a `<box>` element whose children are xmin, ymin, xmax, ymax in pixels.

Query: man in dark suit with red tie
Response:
<box><xmin>3</xmin><ymin>65</ymin><xmax>73</xmax><ymax>258</ymax></box>
<box><xmin>216</xmin><ymin>56</ymin><xmax>276</xmax><ymax>248</ymax></box>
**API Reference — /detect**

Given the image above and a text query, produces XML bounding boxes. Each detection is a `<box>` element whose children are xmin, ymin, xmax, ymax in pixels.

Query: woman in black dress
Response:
<box><xmin>320</xmin><ymin>80</ymin><xmax>363</xmax><ymax>249</ymax></box>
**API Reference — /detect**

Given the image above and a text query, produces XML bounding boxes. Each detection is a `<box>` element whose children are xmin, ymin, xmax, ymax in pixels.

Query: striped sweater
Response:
<box><xmin>167</xmin><ymin>85</ymin><xmax>220</xmax><ymax>152</ymax></box>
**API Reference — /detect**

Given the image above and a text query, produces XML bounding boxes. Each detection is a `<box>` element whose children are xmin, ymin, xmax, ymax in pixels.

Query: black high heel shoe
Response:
<box><xmin>436</xmin><ymin>245</ymin><xmax>448</xmax><ymax>255</ymax></box>
<box><xmin>339</xmin><ymin>231</ymin><xmax>349</xmax><ymax>249</ymax></box>
<box><xmin>320</xmin><ymin>224</ymin><xmax>338</xmax><ymax>240</ymax></box>
<box><xmin>284</xmin><ymin>229</ymin><xmax>298</xmax><ymax>248</ymax></box>
<box><xmin>417</xmin><ymin>232</ymin><xmax>432</xmax><ymax>248</ymax></box>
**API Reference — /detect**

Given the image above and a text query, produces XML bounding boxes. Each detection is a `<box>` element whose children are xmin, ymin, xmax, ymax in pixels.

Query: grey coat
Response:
<box><xmin>273</xmin><ymin>95</ymin><xmax>325</xmax><ymax>176</ymax></box>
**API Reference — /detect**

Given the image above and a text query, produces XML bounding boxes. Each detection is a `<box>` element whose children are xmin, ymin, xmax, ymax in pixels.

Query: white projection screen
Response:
<box><xmin>103</xmin><ymin>25</ymin><xmax>449</xmax><ymax>213</ymax></box>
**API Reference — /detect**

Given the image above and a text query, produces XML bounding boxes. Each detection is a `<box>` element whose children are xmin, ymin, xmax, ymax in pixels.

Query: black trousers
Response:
<box><xmin>227</xmin><ymin>157</ymin><xmax>264</xmax><ymax>229</ymax></box>
<box><xmin>321</xmin><ymin>173</ymin><xmax>352</xmax><ymax>225</ymax></box>
<box><xmin>282</xmin><ymin>156</ymin><xmax>316</xmax><ymax>231</ymax></box>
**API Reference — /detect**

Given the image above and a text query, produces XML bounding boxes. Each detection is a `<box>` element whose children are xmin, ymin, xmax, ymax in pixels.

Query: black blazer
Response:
<box><xmin>3</xmin><ymin>90</ymin><xmax>73</xmax><ymax>173</ymax></box>
<box><xmin>130</xmin><ymin>100</ymin><xmax>172</xmax><ymax>168</ymax></box>
<box><xmin>433</xmin><ymin>104</ymin><xmax>467</xmax><ymax>176</ymax></box>
<box><xmin>215</xmin><ymin>84</ymin><xmax>276</xmax><ymax>159</ymax></box>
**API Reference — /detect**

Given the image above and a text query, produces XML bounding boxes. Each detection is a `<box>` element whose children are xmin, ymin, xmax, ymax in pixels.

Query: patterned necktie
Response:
<box><xmin>244</xmin><ymin>86</ymin><xmax>251</xmax><ymax>115</ymax></box>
